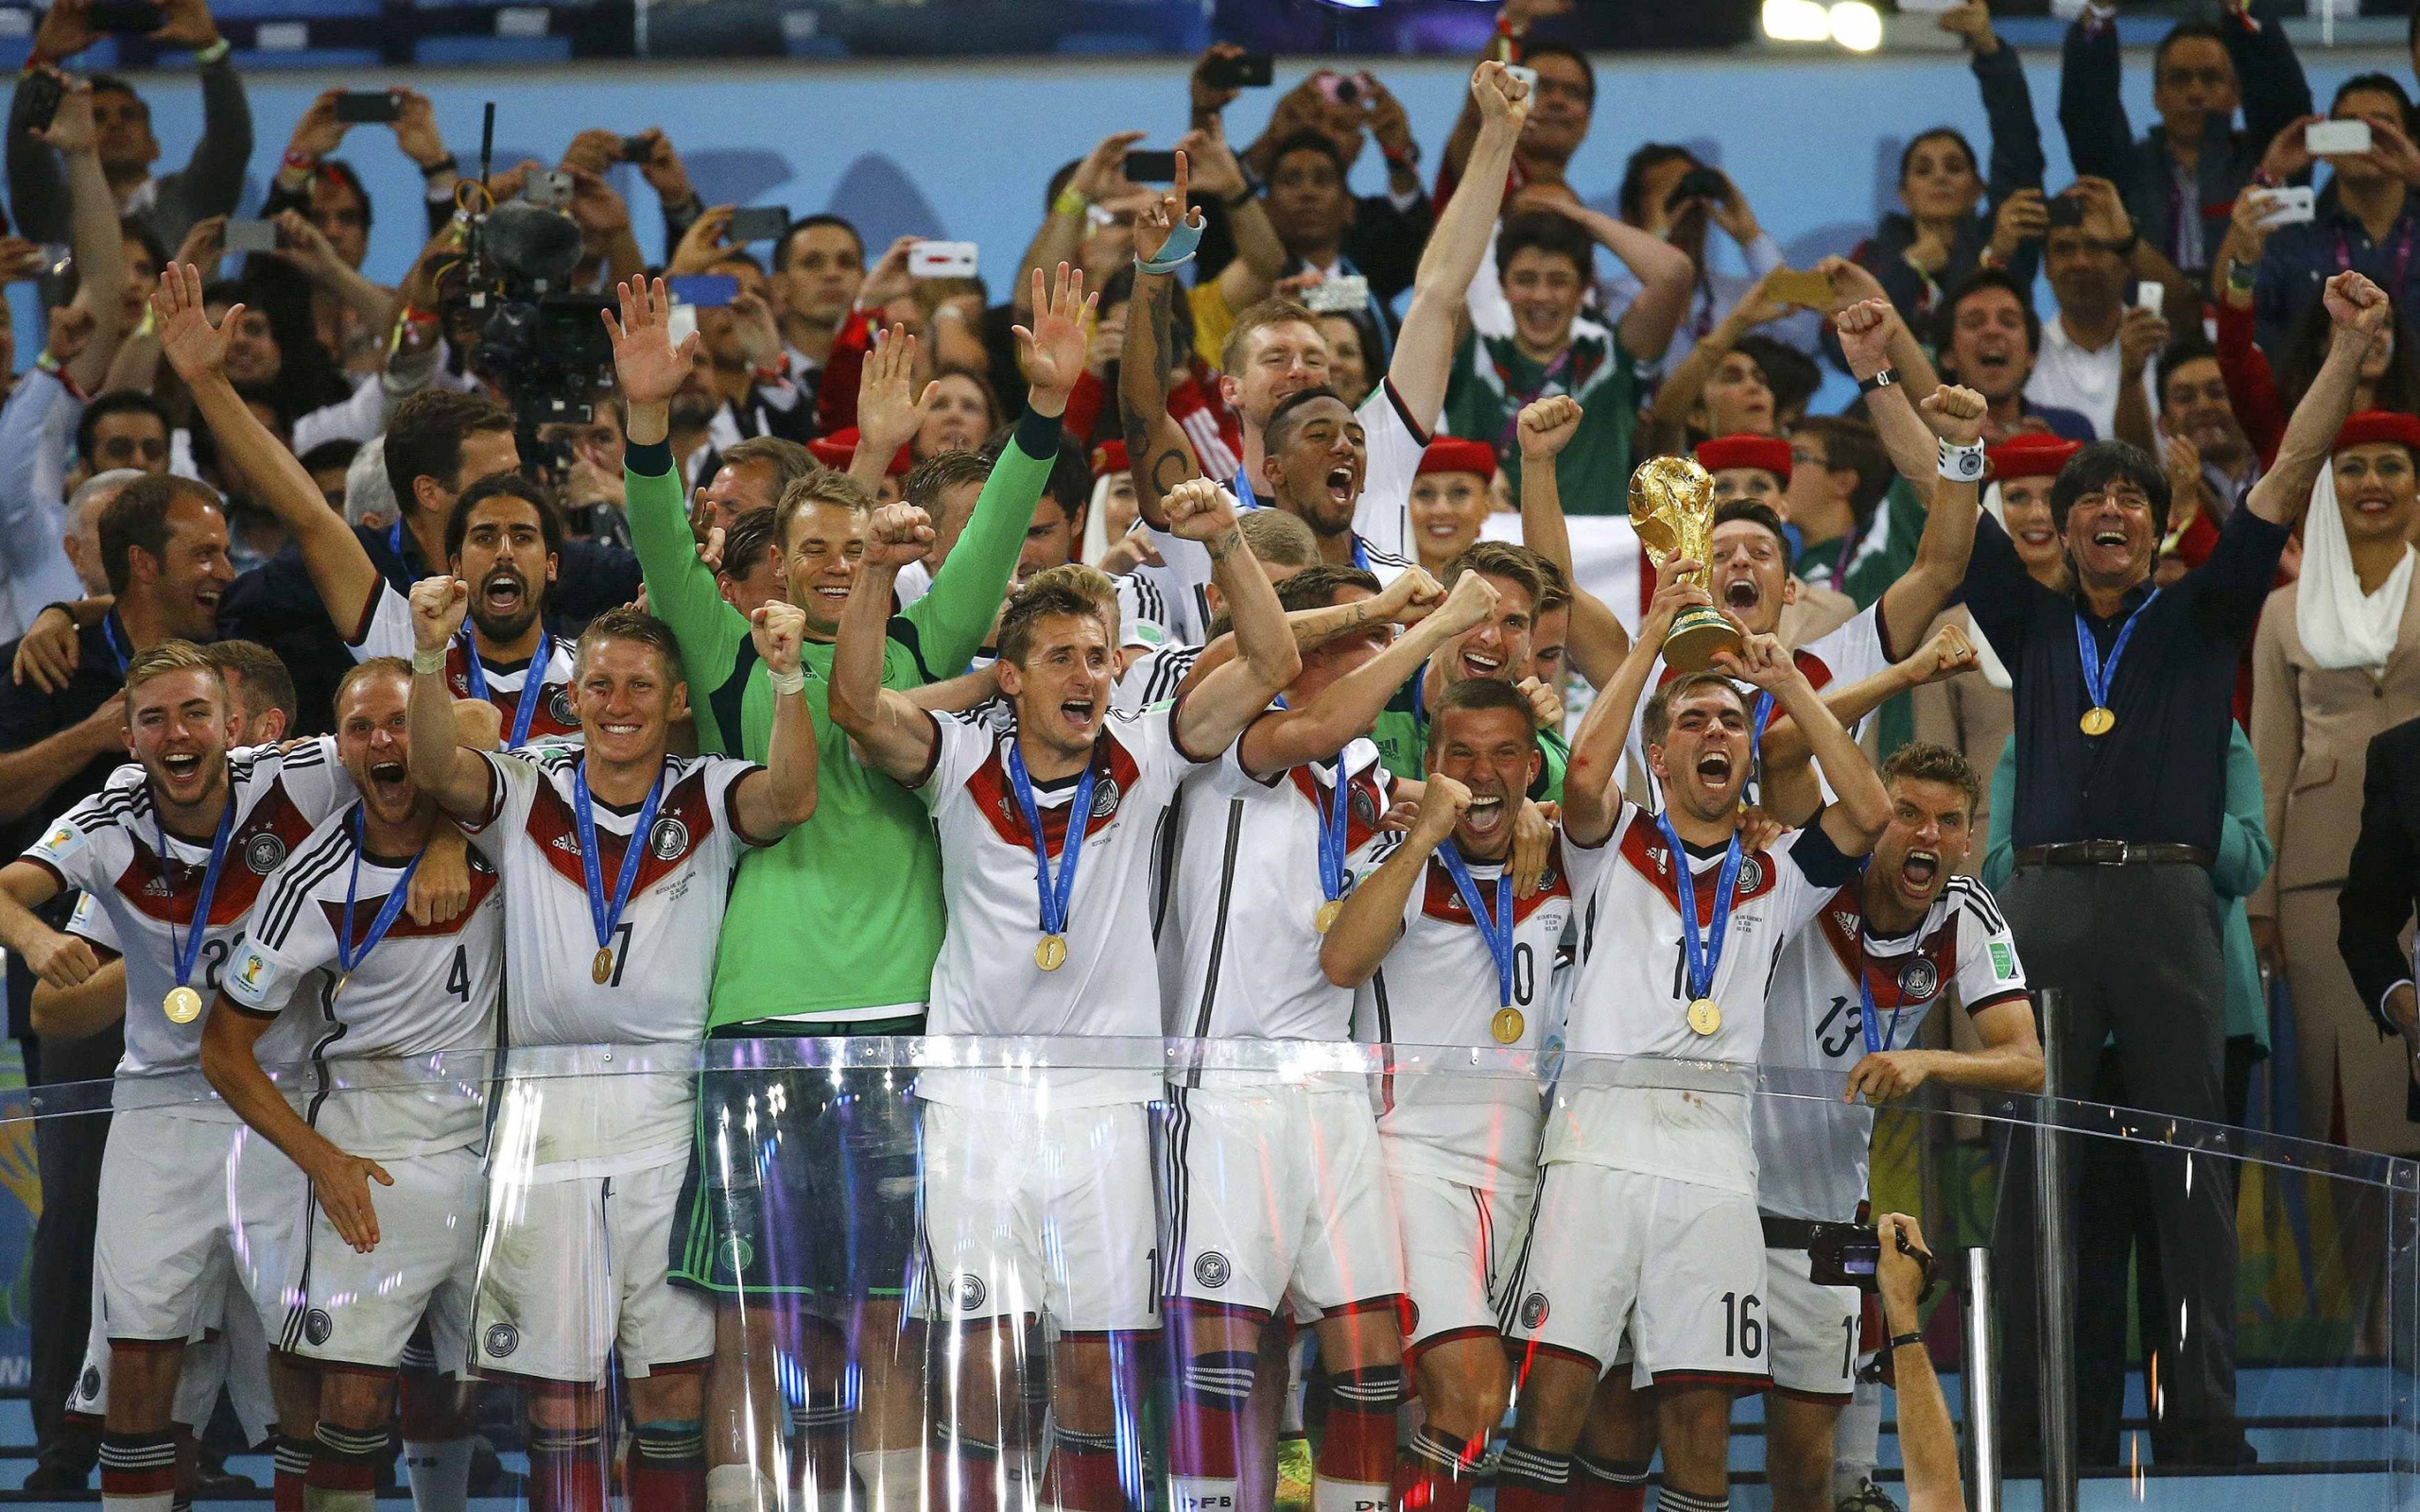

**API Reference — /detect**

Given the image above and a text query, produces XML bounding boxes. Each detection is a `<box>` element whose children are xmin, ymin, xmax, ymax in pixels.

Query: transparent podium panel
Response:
<box><xmin>0</xmin><ymin>1033</ymin><xmax>2410</xmax><ymax>1512</ymax></box>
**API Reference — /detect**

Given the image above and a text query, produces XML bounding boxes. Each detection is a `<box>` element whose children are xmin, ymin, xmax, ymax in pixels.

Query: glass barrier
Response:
<box><xmin>0</xmin><ymin>1032</ymin><xmax>2407</xmax><ymax>1512</ymax></box>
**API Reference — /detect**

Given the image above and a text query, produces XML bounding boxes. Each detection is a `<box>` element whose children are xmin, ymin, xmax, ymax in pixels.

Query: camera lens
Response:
<box><xmin>1335</xmin><ymin>77</ymin><xmax>1359</xmax><ymax>106</ymax></box>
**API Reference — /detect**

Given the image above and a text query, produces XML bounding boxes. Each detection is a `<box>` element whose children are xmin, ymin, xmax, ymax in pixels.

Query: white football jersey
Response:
<box><xmin>350</xmin><ymin>583</ymin><xmax>581</xmax><ymax>747</ymax></box>
<box><xmin>1351</xmin><ymin>839</ymin><xmax>1574</xmax><ymax>1189</ymax></box>
<box><xmin>22</xmin><ymin>742</ymin><xmax>356</xmax><ymax>1111</ymax></box>
<box><xmin>1624</xmin><ymin>601</ymin><xmax>1894</xmax><ymax>802</ymax></box>
<box><xmin>1115</xmin><ymin>644</ymin><xmax>1202</xmax><ymax>713</ymax></box>
<box><xmin>461</xmin><ymin>746</ymin><xmax>768</xmax><ymax>1166</ymax></box>
<box><xmin>1754</xmin><ymin>875</ymin><xmax>2029</xmax><ymax>1222</ymax></box>
<box><xmin>1161</xmin><ymin>737</ymin><xmax>1394</xmax><ymax>1055</ymax></box>
<box><xmin>223</xmin><ymin>801</ymin><xmax>506</xmax><ymax>1160</ymax></box>
<box><xmin>1548</xmin><ymin>802</ymin><xmax>1861</xmax><ymax>1195</ymax></box>
<box><xmin>914</xmin><ymin>701</ymin><xmax>1209</xmax><ymax>1106</ymax></box>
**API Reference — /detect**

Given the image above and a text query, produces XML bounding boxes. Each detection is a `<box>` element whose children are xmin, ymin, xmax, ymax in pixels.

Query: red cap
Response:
<box><xmin>1090</xmin><ymin>439</ymin><xmax>1129</xmax><ymax>479</ymax></box>
<box><xmin>1417</xmin><ymin>436</ymin><xmax>1497</xmax><ymax>481</ymax></box>
<box><xmin>807</xmin><ymin>427</ymin><xmax>911</xmax><ymax>476</ymax></box>
<box><xmin>2335</xmin><ymin>409</ymin><xmax>2420</xmax><ymax>455</ymax></box>
<box><xmin>1985</xmin><ymin>433</ymin><xmax>2083</xmax><ymax>483</ymax></box>
<box><xmin>1693</xmin><ymin>434</ymin><xmax>1792</xmax><ymax>483</ymax></box>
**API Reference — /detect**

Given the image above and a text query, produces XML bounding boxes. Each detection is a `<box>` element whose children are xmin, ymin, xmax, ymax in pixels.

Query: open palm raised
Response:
<box><xmin>152</xmin><ymin>263</ymin><xmax>235</xmax><ymax>383</ymax></box>
<box><xmin>604</xmin><ymin>277</ymin><xmax>701</xmax><ymax>407</ymax></box>
<box><xmin>1014</xmin><ymin>262</ymin><xmax>1097</xmax><ymax>404</ymax></box>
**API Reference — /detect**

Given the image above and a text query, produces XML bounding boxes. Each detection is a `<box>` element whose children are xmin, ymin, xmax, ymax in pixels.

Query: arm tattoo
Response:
<box><xmin>1204</xmin><ymin>526</ymin><xmax>1243</xmax><ymax>563</ymax></box>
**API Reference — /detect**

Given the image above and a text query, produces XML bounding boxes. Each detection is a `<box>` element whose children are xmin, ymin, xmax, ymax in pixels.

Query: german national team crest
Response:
<box><xmin>1193</xmin><ymin>1252</ymin><xmax>1232</xmax><ymax>1289</ymax></box>
<box><xmin>303</xmin><ymin>1309</ymin><xmax>333</xmax><ymax>1345</ymax></box>
<box><xmin>1735</xmin><ymin>856</ymin><xmax>1763</xmax><ymax>895</ymax></box>
<box><xmin>1899</xmin><ymin>958</ymin><xmax>1940</xmax><ymax>1001</ymax></box>
<box><xmin>77</xmin><ymin>1364</ymin><xmax>99</xmax><ymax>1403</ymax></box>
<box><xmin>955</xmin><ymin>1274</ymin><xmax>988</xmax><ymax>1311</ymax></box>
<box><xmin>1351</xmin><ymin>786</ymin><xmax>1377</xmax><ymax>828</ymax></box>
<box><xmin>1090</xmin><ymin>778</ymin><xmax>1121</xmax><ymax>818</ymax></box>
<box><xmin>1519</xmin><ymin>1292</ymin><xmax>1549</xmax><ymax>1329</ymax></box>
<box><xmin>244</xmin><ymin>832</ymin><xmax>287</xmax><ymax>874</ymax></box>
<box><xmin>483</xmin><ymin>1323</ymin><xmax>519</xmax><ymax>1357</ymax></box>
<box><xmin>648</xmin><ymin>816</ymin><xmax>689</xmax><ymax>861</ymax></box>
<box><xmin>548</xmin><ymin>686</ymin><xmax>576</xmax><ymax>728</ymax></box>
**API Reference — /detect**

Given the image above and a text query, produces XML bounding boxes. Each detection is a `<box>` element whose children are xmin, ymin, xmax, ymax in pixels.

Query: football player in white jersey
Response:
<box><xmin>1747</xmin><ymin>742</ymin><xmax>2038</xmax><ymax>1512</ymax></box>
<box><xmin>153</xmin><ymin>263</ymin><xmax>580</xmax><ymax>749</ymax></box>
<box><xmin>406</xmin><ymin>592</ymin><xmax>818</xmax><ymax>1512</ymax></box>
<box><xmin>828</xmin><ymin>474</ymin><xmax>1296</xmax><ymax>1512</ymax></box>
<box><xmin>0</xmin><ymin>640</ymin><xmax>363</xmax><ymax>1512</ymax></box>
<box><xmin>1323</xmin><ymin>677</ymin><xmax>1574</xmax><ymax>1512</ymax></box>
<box><xmin>198</xmin><ymin>657</ymin><xmax>507</xmax><ymax>1512</ymax></box>
<box><xmin>1495</xmin><ymin>564</ymin><xmax>1890</xmax><ymax>1512</ymax></box>
<box><xmin>1157</xmin><ymin>558</ymin><xmax>1512</xmax><ymax>1512</ymax></box>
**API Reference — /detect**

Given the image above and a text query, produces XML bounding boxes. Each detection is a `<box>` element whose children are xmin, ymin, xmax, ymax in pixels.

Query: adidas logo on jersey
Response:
<box><xmin>550</xmin><ymin>833</ymin><xmax>580</xmax><ymax>854</ymax></box>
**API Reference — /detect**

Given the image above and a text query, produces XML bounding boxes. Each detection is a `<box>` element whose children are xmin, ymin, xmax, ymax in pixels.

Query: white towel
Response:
<box><xmin>2297</xmin><ymin>462</ymin><xmax>2414</xmax><ymax>672</ymax></box>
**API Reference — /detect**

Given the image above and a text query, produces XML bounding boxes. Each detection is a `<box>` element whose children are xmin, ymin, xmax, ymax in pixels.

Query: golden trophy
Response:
<box><xmin>1628</xmin><ymin>455</ymin><xmax>1741</xmax><ymax>673</ymax></box>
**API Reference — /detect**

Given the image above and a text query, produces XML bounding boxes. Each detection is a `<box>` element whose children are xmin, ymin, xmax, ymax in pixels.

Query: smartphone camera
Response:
<box><xmin>1665</xmin><ymin>166</ymin><xmax>1730</xmax><ymax>213</ymax></box>
<box><xmin>1318</xmin><ymin>72</ymin><xmax>1363</xmax><ymax>108</ymax></box>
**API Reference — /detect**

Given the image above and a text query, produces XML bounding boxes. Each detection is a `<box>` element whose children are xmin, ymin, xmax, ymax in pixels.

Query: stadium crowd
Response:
<box><xmin>0</xmin><ymin>0</ymin><xmax>2410</xmax><ymax>1511</ymax></box>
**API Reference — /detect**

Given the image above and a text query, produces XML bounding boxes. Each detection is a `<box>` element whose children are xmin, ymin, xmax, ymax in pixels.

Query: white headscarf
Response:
<box><xmin>2296</xmin><ymin>457</ymin><xmax>2415</xmax><ymax>672</ymax></box>
<box><xmin>1965</xmin><ymin>483</ymin><xmax>2014</xmax><ymax>691</ymax></box>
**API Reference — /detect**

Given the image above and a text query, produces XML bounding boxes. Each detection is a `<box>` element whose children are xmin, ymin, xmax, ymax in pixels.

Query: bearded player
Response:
<box><xmin>1322</xmin><ymin>677</ymin><xmax>1574</xmax><ymax>1512</ymax></box>
<box><xmin>199</xmin><ymin>657</ymin><xmax>508</xmax><ymax>1512</ymax></box>
<box><xmin>0</xmin><ymin>642</ymin><xmax>368</xmax><ymax>1512</ymax></box>
<box><xmin>1494</xmin><ymin>559</ymin><xmax>1889</xmax><ymax>1512</ymax></box>
<box><xmin>406</xmin><ymin>589</ymin><xmax>818</xmax><ymax>1512</ymax></box>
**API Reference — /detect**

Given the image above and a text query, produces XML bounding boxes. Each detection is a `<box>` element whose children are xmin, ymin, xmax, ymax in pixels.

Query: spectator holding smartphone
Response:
<box><xmin>1609</xmin><ymin>146</ymin><xmax>1817</xmax><ymax>383</ymax></box>
<box><xmin>2251</xmin><ymin>77</ymin><xmax>2420</xmax><ymax>353</ymax></box>
<box><xmin>7</xmin><ymin>0</ymin><xmax>250</xmax><ymax>252</ymax></box>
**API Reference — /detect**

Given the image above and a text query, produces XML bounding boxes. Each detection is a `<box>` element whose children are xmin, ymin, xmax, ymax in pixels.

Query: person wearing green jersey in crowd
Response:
<box><xmin>1369</xmin><ymin>540</ymin><xmax>1573</xmax><ymax>801</ymax></box>
<box><xmin>606</xmin><ymin>265</ymin><xmax>1094</xmax><ymax>1512</ymax></box>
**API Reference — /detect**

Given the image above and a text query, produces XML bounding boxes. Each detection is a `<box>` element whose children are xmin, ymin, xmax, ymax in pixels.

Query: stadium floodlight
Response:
<box><xmin>1829</xmin><ymin>0</ymin><xmax>1884</xmax><ymax>52</ymax></box>
<box><xmin>1762</xmin><ymin>0</ymin><xmax>1833</xmax><ymax>43</ymax></box>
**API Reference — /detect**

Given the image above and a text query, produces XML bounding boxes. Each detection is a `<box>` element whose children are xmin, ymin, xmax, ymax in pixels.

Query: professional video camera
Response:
<box><xmin>442</xmin><ymin>104</ymin><xmax>616</xmax><ymax>434</ymax></box>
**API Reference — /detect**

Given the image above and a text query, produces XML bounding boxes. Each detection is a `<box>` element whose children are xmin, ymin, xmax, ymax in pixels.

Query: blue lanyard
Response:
<box><xmin>1653</xmin><ymin>808</ymin><xmax>1746</xmax><ymax>1004</ymax></box>
<box><xmin>98</xmin><ymin>616</ymin><xmax>127</xmax><ymax>676</ymax></box>
<box><xmin>571</xmin><ymin>761</ymin><xmax>664</xmax><ymax>966</ymax></box>
<box><xmin>153</xmin><ymin>785</ymin><xmax>236</xmax><ymax>992</ymax></box>
<box><xmin>1006</xmin><ymin>738</ymin><xmax>1097</xmax><ymax>937</ymax></box>
<box><xmin>336</xmin><ymin>807</ymin><xmax>424</xmax><ymax>978</ymax></box>
<box><xmin>1312</xmin><ymin>757</ymin><xmax>1353</xmax><ymax>904</ymax></box>
<box><xmin>458</xmin><ymin>624</ymin><xmax>553</xmax><ymax>749</ymax></box>
<box><xmin>1436</xmin><ymin>838</ymin><xmax>1514</xmax><ymax>1007</ymax></box>
<box><xmin>1232</xmin><ymin>465</ymin><xmax>1258</xmax><ymax>512</ymax></box>
<box><xmin>1349</xmin><ymin>533</ymin><xmax>1371</xmax><ymax>573</ymax></box>
<box><xmin>2073</xmin><ymin>588</ymin><xmax>2160</xmax><ymax>727</ymax></box>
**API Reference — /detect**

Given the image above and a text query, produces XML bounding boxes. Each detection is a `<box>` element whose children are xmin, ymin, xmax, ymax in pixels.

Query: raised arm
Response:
<box><xmin>1876</xmin><ymin>1215</ymin><xmax>1964</xmax><ymax>1512</ymax></box>
<box><xmin>1184</xmin><ymin>122</ymin><xmax>1287</xmax><ymax>313</ymax></box>
<box><xmin>728</xmin><ymin>599</ymin><xmax>818</xmax><ymax>838</ymax></box>
<box><xmin>405</xmin><ymin>577</ymin><xmax>493</xmax><ymax>818</ymax></box>
<box><xmin>1876</xmin><ymin>384</ymin><xmax>1991</xmax><ymax>653</ymax></box>
<box><xmin>1834</xmin><ymin>297</ymin><xmax>1944</xmax><ymax>490</ymax></box>
<box><xmin>1565</xmin><ymin>558</ymin><xmax>1703</xmax><ymax>847</ymax></box>
<box><xmin>43</xmin><ymin>77</ymin><xmax>128</xmax><ymax>395</ymax></box>
<box><xmin>157</xmin><ymin>261</ymin><xmax>380</xmax><ymax>631</ymax></box>
<box><xmin>1165</xmin><ymin>478</ymin><xmax>1301</xmax><ymax>756</ymax></box>
<box><xmin>1117</xmin><ymin>161</ymin><xmax>1207</xmax><ymax>531</ymax></box>
<box><xmin>2247</xmin><ymin>271</ymin><xmax>2393</xmax><ymax>527</ymax></box>
<box><xmin>1238</xmin><ymin>569</ymin><xmax>1496</xmax><ymax>778</ymax></box>
<box><xmin>1723</xmin><ymin>634</ymin><xmax>1890</xmax><ymax>855</ymax></box>
<box><xmin>1757</xmin><ymin>618</ymin><xmax>1978</xmax><ymax>780</ymax></box>
<box><xmin>1321</xmin><ymin>774</ymin><xmax>1465</xmax><ymax>988</ymax></box>
<box><xmin>1387</xmin><ymin>61</ymin><xmax>1530</xmax><ymax>427</ymax></box>
<box><xmin>1515</xmin><ymin>395</ymin><xmax>1631</xmax><ymax>686</ymax></box>
<box><xmin>827</xmin><ymin>504</ymin><xmax>942</xmax><ymax>783</ymax></box>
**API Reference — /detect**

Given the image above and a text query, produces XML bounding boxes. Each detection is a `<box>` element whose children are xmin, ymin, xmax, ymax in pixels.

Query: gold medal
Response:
<box><xmin>592</xmin><ymin>948</ymin><xmax>614</xmax><ymax>986</ymax></box>
<box><xmin>1686</xmin><ymin>997</ymin><xmax>1722</xmax><ymax>1037</ymax></box>
<box><xmin>1491</xmin><ymin>1006</ymin><xmax>1526</xmax><ymax>1044</ymax></box>
<box><xmin>1035</xmin><ymin>934</ymin><xmax>1068</xmax><ymax>971</ymax></box>
<box><xmin>164</xmin><ymin>985</ymin><xmax>202</xmax><ymax>1024</ymax></box>
<box><xmin>330</xmin><ymin>971</ymin><xmax>351</xmax><ymax>1001</ymax></box>
<box><xmin>2080</xmin><ymin>706</ymin><xmax>2115</xmax><ymax>737</ymax></box>
<box><xmin>1315</xmin><ymin>899</ymin><xmax>1342</xmax><ymax>935</ymax></box>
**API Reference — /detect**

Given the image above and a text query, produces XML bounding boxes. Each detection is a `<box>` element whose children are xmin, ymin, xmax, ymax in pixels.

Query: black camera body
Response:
<box><xmin>1664</xmin><ymin>165</ymin><xmax>1731</xmax><ymax>213</ymax></box>
<box><xmin>440</xmin><ymin>147</ymin><xmax>615</xmax><ymax>431</ymax></box>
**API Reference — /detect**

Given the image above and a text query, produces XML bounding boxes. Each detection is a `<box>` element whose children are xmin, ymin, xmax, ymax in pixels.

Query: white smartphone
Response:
<box><xmin>2250</xmin><ymin>184</ymin><xmax>2317</xmax><ymax>228</ymax></box>
<box><xmin>909</xmin><ymin>240</ymin><xmax>979</xmax><ymax>280</ymax></box>
<box><xmin>2306</xmin><ymin>119</ymin><xmax>2374</xmax><ymax>156</ymax></box>
<box><xmin>666</xmin><ymin>303</ymin><xmax>700</xmax><ymax>347</ymax></box>
<box><xmin>2134</xmin><ymin>283</ymin><xmax>2165</xmax><ymax>315</ymax></box>
<box><xmin>1303</xmin><ymin>274</ymin><xmax>1372</xmax><ymax>315</ymax></box>
<box><xmin>1505</xmin><ymin>63</ymin><xmax>1539</xmax><ymax>93</ymax></box>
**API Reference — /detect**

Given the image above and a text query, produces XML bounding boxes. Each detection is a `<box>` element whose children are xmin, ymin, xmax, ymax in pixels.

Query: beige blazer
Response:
<box><xmin>2250</xmin><ymin>578</ymin><xmax>2420</xmax><ymax>916</ymax></box>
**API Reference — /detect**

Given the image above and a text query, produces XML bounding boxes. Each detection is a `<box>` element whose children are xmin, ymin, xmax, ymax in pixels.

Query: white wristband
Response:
<box><xmin>412</xmin><ymin>647</ymin><xmax>447</xmax><ymax>676</ymax></box>
<box><xmin>1938</xmin><ymin>439</ymin><xmax>1985</xmax><ymax>484</ymax></box>
<box><xmin>769</xmin><ymin>667</ymin><xmax>806</xmax><ymax>696</ymax></box>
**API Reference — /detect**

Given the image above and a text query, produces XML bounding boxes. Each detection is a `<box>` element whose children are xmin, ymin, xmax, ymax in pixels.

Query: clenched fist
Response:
<box><xmin>408</xmin><ymin>576</ymin><xmax>470</xmax><ymax>654</ymax></box>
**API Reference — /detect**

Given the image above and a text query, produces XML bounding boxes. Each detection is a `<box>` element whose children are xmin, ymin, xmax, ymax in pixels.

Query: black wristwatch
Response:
<box><xmin>418</xmin><ymin>153</ymin><xmax>458</xmax><ymax>180</ymax></box>
<box><xmin>1858</xmin><ymin>366</ymin><xmax>1900</xmax><ymax>394</ymax></box>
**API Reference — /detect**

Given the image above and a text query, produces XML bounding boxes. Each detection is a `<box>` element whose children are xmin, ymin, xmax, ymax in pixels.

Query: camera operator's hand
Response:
<box><xmin>30</xmin><ymin>0</ymin><xmax>97</xmax><ymax>66</ymax></box>
<box><xmin>560</xmin><ymin>129</ymin><xmax>621</xmax><ymax>178</ymax></box>
<box><xmin>152</xmin><ymin>261</ymin><xmax>233</xmax><ymax>385</ymax></box>
<box><xmin>284</xmin><ymin>89</ymin><xmax>350</xmax><ymax>170</ymax></box>
<box><xmin>667</xmin><ymin>206</ymin><xmax>735</xmax><ymax>277</ymax></box>
<box><xmin>268</xmin><ymin>209</ymin><xmax>343</xmax><ymax>285</ymax></box>
<box><xmin>603</xmin><ymin>277</ymin><xmax>700</xmax><ymax>447</ymax></box>
<box><xmin>389</xmin><ymin>89</ymin><xmax>447</xmax><ymax>173</ymax></box>
<box><xmin>1876</xmin><ymin>1212</ymin><xmax>1933</xmax><ymax>1333</ymax></box>
<box><xmin>625</xmin><ymin>128</ymin><xmax>695</xmax><ymax>208</ymax></box>
<box><xmin>566</xmin><ymin>168</ymin><xmax>631</xmax><ymax>238</ymax></box>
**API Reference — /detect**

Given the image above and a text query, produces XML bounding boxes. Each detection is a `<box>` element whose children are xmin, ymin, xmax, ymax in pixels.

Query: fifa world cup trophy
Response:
<box><xmin>1628</xmin><ymin>455</ymin><xmax>1742</xmax><ymax>672</ymax></box>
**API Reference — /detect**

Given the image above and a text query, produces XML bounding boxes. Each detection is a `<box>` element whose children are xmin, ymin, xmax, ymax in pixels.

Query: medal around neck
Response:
<box><xmin>164</xmin><ymin>985</ymin><xmax>202</xmax><ymax>1024</ymax></box>
<box><xmin>1007</xmin><ymin>740</ymin><xmax>1096</xmax><ymax>975</ymax></box>
<box><xmin>1629</xmin><ymin>456</ymin><xmax>1740</xmax><ymax>673</ymax></box>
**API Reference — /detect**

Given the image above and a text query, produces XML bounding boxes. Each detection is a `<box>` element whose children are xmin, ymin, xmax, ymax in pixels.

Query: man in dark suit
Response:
<box><xmin>2337</xmin><ymin>712</ymin><xmax>2420</xmax><ymax>1116</ymax></box>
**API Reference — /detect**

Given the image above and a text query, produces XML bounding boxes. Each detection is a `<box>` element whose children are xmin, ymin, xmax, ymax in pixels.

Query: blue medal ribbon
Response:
<box><xmin>571</xmin><ymin>760</ymin><xmax>665</xmax><ymax>977</ymax></box>
<box><xmin>335</xmin><ymin>807</ymin><xmax>424</xmax><ymax>980</ymax></box>
<box><xmin>1312</xmin><ymin>757</ymin><xmax>1354</xmax><ymax>906</ymax></box>
<box><xmin>1006</xmin><ymin>738</ymin><xmax>1098</xmax><ymax>940</ymax></box>
<box><xmin>99</xmin><ymin>615</ymin><xmax>128</xmax><ymax>676</ymax></box>
<box><xmin>153</xmin><ymin>784</ymin><xmax>237</xmax><ymax>993</ymax></box>
<box><xmin>1653</xmin><ymin>808</ymin><xmax>1746</xmax><ymax>1007</ymax></box>
<box><xmin>1855</xmin><ymin>931</ymin><xmax>1910</xmax><ymax>1057</ymax></box>
<box><xmin>1232</xmin><ymin>465</ymin><xmax>1259</xmax><ymax>511</ymax></box>
<box><xmin>458</xmin><ymin>624</ymin><xmax>553</xmax><ymax>749</ymax></box>
<box><xmin>2073</xmin><ymin>588</ymin><xmax>2161</xmax><ymax>732</ymax></box>
<box><xmin>1436</xmin><ymin>838</ymin><xmax>1514</xmax><ymax>1007</ymax></box>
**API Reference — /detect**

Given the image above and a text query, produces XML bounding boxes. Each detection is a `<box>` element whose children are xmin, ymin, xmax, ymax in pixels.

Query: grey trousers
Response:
<box><xmin>1993</xmin><ymin>861</ymin><xmax>2241</xmax><ymax>1454</ymax></box>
